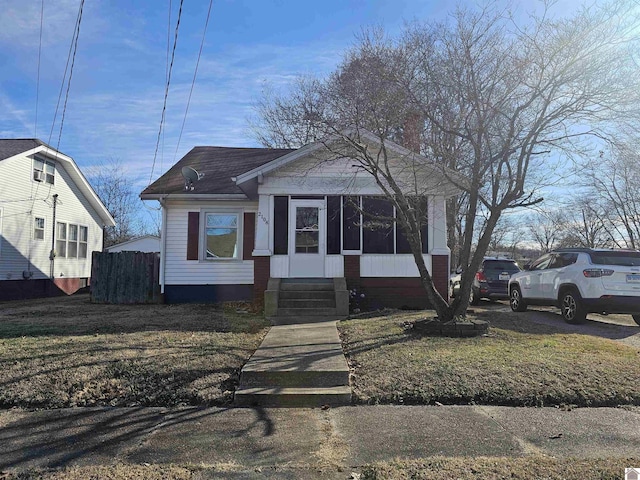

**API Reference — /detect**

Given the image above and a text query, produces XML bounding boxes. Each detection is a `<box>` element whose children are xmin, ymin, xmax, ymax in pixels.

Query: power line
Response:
<box><xmin>149</xmin><ymin>0</ymin><xmax>185</xmax><ymax>185</ymax></box>
<box><xmin>160</xmin><ymin>0</ymin><xmax>173</xmax><ymax>176</ymax></box>
<box><xmin>56</xmin><ymin>0</ymin><xmax>85</xmax><ymax>153</ymax></box>
<box><xmin>34</xmin><ymin>0</ymin><xmax>44</xmax><ymax>139</ymax></box>
<box><xmin>173</xmin><ymin>0</ymin><xmax>214</xmax><ymax>163</ymax></box>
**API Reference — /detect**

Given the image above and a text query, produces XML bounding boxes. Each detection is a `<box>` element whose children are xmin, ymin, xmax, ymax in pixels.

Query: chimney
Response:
<box><xmin>402</xmin><ymin>112</ymin><xmax>422</xmax><ymax>154</ymax></box>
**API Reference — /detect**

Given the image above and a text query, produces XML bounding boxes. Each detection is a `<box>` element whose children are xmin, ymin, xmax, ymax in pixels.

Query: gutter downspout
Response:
<box><xmin>159</xmin><ymin>197</ymin><xmax>168</xmax><ymax>296</ymax></box>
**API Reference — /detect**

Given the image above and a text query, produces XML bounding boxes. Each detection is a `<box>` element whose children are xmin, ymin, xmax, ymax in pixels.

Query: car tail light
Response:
<box><xmin>583</xmin><ymin>268</ymin><xmax>614</xmax><ymax>277</ymax></box>
<box><xmin>476</xmin><ymin>271</ymin><xmax>487</xmax><ymax>282</ymax></box>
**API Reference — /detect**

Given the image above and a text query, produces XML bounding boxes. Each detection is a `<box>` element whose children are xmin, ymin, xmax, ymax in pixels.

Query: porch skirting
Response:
<box><xmin>163</xmin><ymin>284</ymin><xmax>253</xmax><ymax>304</ymax></box>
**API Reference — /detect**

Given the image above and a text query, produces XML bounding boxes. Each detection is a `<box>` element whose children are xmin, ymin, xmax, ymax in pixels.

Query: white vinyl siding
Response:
<box><xmin>0</xmin><ymin>152</ymin><xmax>104</xmax><ymax>281</ymax></box>
<box><xmin>164</xmin><ymin>201</ymin><xmax>256</xmax><ymax>285</ymax></box>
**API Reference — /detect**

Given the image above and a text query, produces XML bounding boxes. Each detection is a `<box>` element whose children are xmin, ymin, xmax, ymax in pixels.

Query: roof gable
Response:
<box><xmin>0</xmin><ymin>138</ymin><xmax>115</xmax><ymax>226</ymax></box>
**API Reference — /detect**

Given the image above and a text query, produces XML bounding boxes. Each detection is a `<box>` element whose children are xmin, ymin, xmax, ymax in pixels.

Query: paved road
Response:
<box><xmin>473</xmin><ymin>300</ymin><xmax>640</xmax><ymax>348</ymax></box>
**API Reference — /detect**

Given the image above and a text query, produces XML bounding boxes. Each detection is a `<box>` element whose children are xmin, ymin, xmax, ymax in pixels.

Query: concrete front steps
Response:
<box><xmin>234</xmin><ymin>321</ymin><xmax>352</xmax><ymax>407</ymax></box>
<box><xmin>264</xmin><ymin>277</ymin><xmax>349</xmax><ymax>326</ymax></box>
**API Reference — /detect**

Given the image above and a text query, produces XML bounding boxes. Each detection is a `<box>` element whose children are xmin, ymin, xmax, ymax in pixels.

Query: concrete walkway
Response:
<box><xmin>1</xmin><ymin>405</ymin><xmax>639</xmax><ymax>475</ymax></box>
<box><xmin>235</xmin><ymin>321</ymin><xmax>351</xmax><ymax>407</ymax></box>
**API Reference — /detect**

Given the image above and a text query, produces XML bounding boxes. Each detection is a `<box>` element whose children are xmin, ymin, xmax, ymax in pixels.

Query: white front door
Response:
<box><xmin>289</xmin><ymin>199</ymin><xmax>325</xmax><ymax>277</ymax></box>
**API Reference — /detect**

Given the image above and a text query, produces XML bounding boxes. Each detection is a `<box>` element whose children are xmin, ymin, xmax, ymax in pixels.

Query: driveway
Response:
<box><xmin>472</xmin><ymin>300</ymin><xmax>640</xmax><ymax>348</ymax></box>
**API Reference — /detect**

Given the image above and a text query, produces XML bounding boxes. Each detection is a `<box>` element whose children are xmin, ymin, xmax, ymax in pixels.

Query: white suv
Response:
<box><xmin>508</xmin><ymin>248</ymin><xmax>640</xmax><ymax>325</ymax></box>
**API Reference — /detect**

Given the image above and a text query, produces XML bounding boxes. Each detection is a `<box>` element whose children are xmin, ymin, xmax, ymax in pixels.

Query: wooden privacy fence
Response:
<box><xmin>91</xmin><ymin>251</ymin><xmax>161</xmax><ymax>304</ymax></box>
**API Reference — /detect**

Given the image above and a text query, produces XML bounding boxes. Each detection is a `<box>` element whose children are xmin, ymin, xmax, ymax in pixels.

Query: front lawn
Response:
<box><xmin>0</xmin><ymin>295</ymin><xmax>269</xmax><ymax>409</ymax></box>
<box><xmin>339</xmin><ymin>310</ymin><xmax>640</xmax><ymax>407</ymax></box>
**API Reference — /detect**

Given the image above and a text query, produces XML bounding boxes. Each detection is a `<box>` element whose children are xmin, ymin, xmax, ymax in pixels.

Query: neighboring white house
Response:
<box><xmin>0</xmin><ymin>139</ymin><xmax>115</xmax><ymax>299</ymax></box>
<box><xmin>141</xmin><ymin>130</ymin><xmax>459</xmax><ymax>307</ymax></box>
<box><xmin>106</xmin><ymin>235</ymin><xmax>161</xmax><ymax>253</ymax></box>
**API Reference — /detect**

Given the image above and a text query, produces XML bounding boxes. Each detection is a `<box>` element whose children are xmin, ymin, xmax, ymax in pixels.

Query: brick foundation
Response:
<box><xmin>253</xmin><ymin>256</ymin><xmax>270</xmax><ymax>308</ymax></box>
<box><xmin>431</xmin><ymin>255</ymin><xmax>449</xmax><ymax>301</ymax></box>
<box><xmin>344</xmin><ymin>255</ymin><xmax>361</xmax><ymax>289</ymax></box>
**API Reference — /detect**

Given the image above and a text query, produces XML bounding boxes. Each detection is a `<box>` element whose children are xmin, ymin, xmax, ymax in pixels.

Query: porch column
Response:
<box><xmin>253</xmin><ymin>194</ymin><xmax>271</xmax><ymax>256</ymax></box>
<box><xmin>253</xmin><ymin>194</ymin><xmax>272</xmax><ymax>309</ymax></box>
<box><xmin>430</xmin><ymin>196</ymin><xmax>450</xmax><ymax>300</ymax></box>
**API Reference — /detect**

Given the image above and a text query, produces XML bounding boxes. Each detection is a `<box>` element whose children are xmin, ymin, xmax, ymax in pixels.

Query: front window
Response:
<box><xmin>34</xmin><ymin>157</ymin><xmax>55</xmax><ymax>184</ymax></box>
<box><xmin>205</xmin><ymin>213</ymin><xmax>239</xmax><ymax>259</ymax></box>
<box><xmin>34</xmin><ymin>217</ymin><xmax>45</xmax><ymax>240</ymax></box>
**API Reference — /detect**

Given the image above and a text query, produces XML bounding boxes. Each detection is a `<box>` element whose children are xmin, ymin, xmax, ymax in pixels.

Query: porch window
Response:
<box><xmin>204</xmin><ymin>213</ymin><xmax>239</xmax><ymax>259</ymax></box>
<box><xmin>362</xmin><ymin>197</ymin><xmax>394</xmax><ymax>254</ymax></box>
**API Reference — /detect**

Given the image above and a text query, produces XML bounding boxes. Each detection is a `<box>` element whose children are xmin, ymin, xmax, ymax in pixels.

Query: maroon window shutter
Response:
<box><xmin>243</xmin><ymin>212</ymin><xmax>255</xmax><ymax>260</ymax></box>
<box><xmin>187</xmin><ymin>212</ymin><xmax>200</xmax><ymax>260</ymax></box>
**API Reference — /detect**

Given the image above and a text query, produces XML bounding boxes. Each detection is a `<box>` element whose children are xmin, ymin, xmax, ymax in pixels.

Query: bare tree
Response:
<box><xmin>252</xmin><ymin>1</ymin><xmax>640</xmax><ymax>322</ymax></box>
<box><xmin>560</xmin><ymin>197</ymin><xmax>616</xmax><ymax>248</ymax></box>
<box><xmin>582</xmin><ymin>141</ymin><xmax>640</xmax><ymax>248</ymax></box>
<box><xmin>526</xmin><ymin>211</ymin><xmax>567</xmax><ymax>253</ymax></box>
<box><xmin>88</xmin><ymin>159</ymin><xmax>147</xmax><ymax>247</ymax></box>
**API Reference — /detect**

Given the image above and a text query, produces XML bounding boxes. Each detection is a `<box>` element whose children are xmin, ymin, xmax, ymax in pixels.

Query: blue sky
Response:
<box><xmin>0</xmin><ymin>0</ymin><xmax>588</xmax><ymax>192</ymax></box>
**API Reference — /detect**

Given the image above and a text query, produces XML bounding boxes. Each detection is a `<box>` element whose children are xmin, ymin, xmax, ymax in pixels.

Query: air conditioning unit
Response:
<box><xmin>34</xmin><ymin>170</ymin><xmax>44</xmax><ymax>182</ymax></box>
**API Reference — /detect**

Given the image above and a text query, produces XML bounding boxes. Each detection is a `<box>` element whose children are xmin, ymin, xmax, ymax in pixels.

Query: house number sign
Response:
<box><xmin>258</xmin><ymin>211</ymin><xmax>269</xmax><ymax>225</ymax></box>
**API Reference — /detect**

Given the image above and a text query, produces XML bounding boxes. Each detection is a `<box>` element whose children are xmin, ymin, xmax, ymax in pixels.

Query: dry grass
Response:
<box><xmin>0</xmin><ymin>294</ymin><xmax>269</xmax><ymax>409</ymax></box>
<box><xmin>360</xmin><ymin>456</ymin><xmax>640</xmax><ymax>480</ymax></box>
<box><xmin>4</xmin><ymin>457</ymin><xmax>639</xmax><ymax>479</ymax></box>
<box><xmin>339</xmin><ymin>310</ymin><xmax>640</xmax><ymax>407</ymax></box>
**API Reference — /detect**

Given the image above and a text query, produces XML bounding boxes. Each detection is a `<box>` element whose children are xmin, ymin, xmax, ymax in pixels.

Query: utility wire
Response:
<box><xmin>173</xmin><ymin>0</ymin><xmax>214</xmax><ymax>163</ymax></box>
<box><xmin>160</xmin><ymin>0</ymin><xmax>172</xmax><ymax>176</ymax></box>
<box><xmin>149</xmin><ymin>0</ymin><xmax>185</xmax><ymax>185</ymax></box>
<box><xmin>56</xmin><ymin>0</ymin><xmax>85</xmax><ymax>153</ymax></box>
<box><xmin>34</xmin><ymin>0</ymin><xmax>44</xmax><ymax>139</ymax></box>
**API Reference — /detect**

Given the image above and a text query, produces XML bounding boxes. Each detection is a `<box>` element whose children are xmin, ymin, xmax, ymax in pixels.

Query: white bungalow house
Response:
<box><xmin>141</xmin><ymin>130</ymin><xmax>459</xmax><ymax>312</ymax></box>
<box><xmin>0</xmin><ymin>139</ymin><xmax>115</xmax><ymax>300</ymax></box>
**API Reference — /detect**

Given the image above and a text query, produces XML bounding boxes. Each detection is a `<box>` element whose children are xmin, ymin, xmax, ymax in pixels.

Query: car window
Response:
<box><xmin>590</xmin><ymin>251</ymin><xmax>640</xmax><ymax>266</ymax></box>
<box><xmin>530</xmin><ymin>254</ymin><xmax>552</xmax><ymax>271</ymax></box>
<box><xmin>483</xmin><ymin>260</ymin><xmax>520</xmax><ymax>272</ymax></box>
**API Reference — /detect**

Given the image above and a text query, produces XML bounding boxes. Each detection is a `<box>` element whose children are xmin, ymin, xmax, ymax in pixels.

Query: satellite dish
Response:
<box><xmin>181</xmin><ymin>166</ymin><xmax>204</xmax><ymax>191</ymax></box>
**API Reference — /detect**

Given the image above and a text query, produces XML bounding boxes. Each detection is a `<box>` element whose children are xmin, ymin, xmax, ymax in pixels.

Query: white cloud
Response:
<box><xmin>0</xmin><ymin>0</ymin><xmax>80</xmax><ymax>48</ymax></box>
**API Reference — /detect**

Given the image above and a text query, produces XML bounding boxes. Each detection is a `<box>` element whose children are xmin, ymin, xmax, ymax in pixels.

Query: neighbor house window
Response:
<box><xmin>34</xmin><ymin>217</ymin><xmax>45</xmax><ymax>240</ymax></box>
<box><xmin>68</xmin><ymin>224</ymin><xmax>78</xmax><ymax>257</ymax></box>
<box><xmin>204</xmin><ymin>213</ymin><xmax>239</xmax><ymax>259</ymax></box>
<box><xmin>33</xmin><ymin>157</ymin><xmax>55</xmax><ymax>184</ymax></box>
<box><xmin>55</xmin><ymin>222</ymin><xmax>88</xmax><ymax>258</ymax></box>
<box><xmin>79</xmin><ymin>226</ymin><xmax>88</xmax><ymax>258</ymax></box>
<box><xmin>56</xmin><ymin>222</ymin><xmax>67</xmax><ymax>257</ymax></box>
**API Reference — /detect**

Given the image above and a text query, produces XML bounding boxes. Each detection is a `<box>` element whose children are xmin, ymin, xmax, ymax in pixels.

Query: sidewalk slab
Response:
<box><xmin>332</xmin><ymin>405</ymin><xmax>522</xmax><ymax>464</ymax></box>
<box><xmin>0</xmin><ymin>407</ymin><xmax>167</xmax><ymax>471</ymax></box>
<box><xmin>476</xmin><ymin>405</ymin><xmax>640</xmax><ymax>458</ymax></box>
<box><xmin>126</xmin><ymin>407</ymin><xmax>326</xmax><ymax>468</ymax></box>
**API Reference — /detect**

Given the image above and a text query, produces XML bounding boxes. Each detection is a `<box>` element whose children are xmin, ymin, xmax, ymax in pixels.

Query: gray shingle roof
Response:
<box><xmin>0</xmin><ymin>139</ymin><xmax>56</xmax><ymax>161</ymax></box>
<box><xmin>141</xmin><ymin>146</ymin><xmax>295</xmax><ymax>196</ymax></box>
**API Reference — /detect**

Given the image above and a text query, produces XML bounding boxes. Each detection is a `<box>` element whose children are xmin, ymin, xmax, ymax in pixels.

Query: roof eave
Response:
<box><xmin>140</xmin><ymin>193</ymin><xmax>249</xmax><ymax>201</ymax></box>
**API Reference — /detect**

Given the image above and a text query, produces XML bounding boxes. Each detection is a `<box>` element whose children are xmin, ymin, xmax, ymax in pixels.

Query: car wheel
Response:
<box><xmin>510</xmin><ymin>286</ymin><xmax>527</xmax><ymax>312</ymax></box>
<box><xmin>470</xmin><ymin>288</ymin><xmax>480</xmax><ymax>305</ymax></box>
<box><xmin>632</xmin><ymin>314</ymin><xmax>640</xmax><ymax>326</ymax></box>
<box><xmin>560</xmin><ymin>290</ymin><xmax>586</xmax><ymax>324</ymax></box>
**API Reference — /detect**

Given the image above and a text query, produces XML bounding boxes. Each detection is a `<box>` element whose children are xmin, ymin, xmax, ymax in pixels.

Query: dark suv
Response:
<box><xmin>471</xmin><ymin>257</ymin><xmax>521</xmax><ymax>305</ymax></box>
